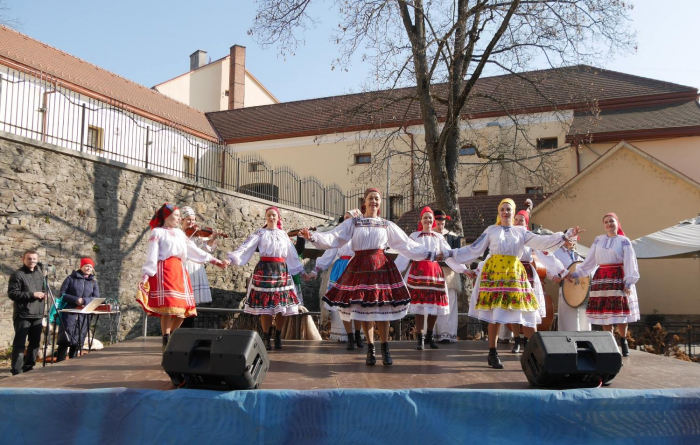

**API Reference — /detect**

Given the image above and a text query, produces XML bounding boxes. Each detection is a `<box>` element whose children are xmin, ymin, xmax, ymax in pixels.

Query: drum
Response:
<box><xmin>532</xmin><ymin>254</ymin><xmax>547</xmax><ymax>280</ymax></box>
<box><xmin>536</xmin><ymin>294</ymin><xmax>555</xmax><ymax>331</ymax></box>
<box><xmin>562</xmin><ymin>261</ymin><xmax>590</xmax><ymax>308</ymax></box>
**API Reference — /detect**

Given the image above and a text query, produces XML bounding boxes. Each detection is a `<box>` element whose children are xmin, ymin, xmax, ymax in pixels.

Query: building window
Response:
<box><xmin>224</xmin><ymin>90</ymin><xmax>230</xmax><ymax>97</ymax></box>
<box><xmin>526</xmin><ymin>186</ymin><xmax>543</xmax><ymax>194</ymax></box>
<box><xmin>354</xmin><ymin>153</ymin><xmax>371</xmax><ymax>165</ymax></box>
<box><xmin>249</xmin><ymin>161</ymin><xmax>265</xmax><ymax>172</ymax></box>
<box><xmin>87</xmin><ymin>126</ymin><xmax>104</xmax><ymax>151</ymax></box>
<box><xmin>536</xmin><ymin>137</ymin><xmax>558</xmax><ymax>150</ymax></box>
<box><xmin>473</xmin><ymin>190</ymin><xmax>488</xmax><ymax>196</ymax></box>
<box><xmin>459</xmin><ymin>146</ymin><xmax>476</xmax><ymax>156</ymax></box>
<box><xmin>183</xmin><ymin>156</ymin><xmax>195</xmax><ymax>179</ymax></box>
<box><xmin>389</xmin><ymin>195</ymin><xmax>403</xmax><ymax>221</ymax></box>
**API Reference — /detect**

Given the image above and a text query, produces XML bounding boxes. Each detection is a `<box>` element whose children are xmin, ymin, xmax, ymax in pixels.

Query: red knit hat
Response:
<box><xmin>515</xmin><ymin>209</ymin><xmax>530</xmax><ymax>227</ymax></box>
<box><xmin>80</xmin><ymin>257</ymin><xmax>95</xmax><ymax>269</ymax></box>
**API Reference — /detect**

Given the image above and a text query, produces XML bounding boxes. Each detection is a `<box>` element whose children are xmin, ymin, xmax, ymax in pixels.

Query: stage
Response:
<box><xmin>2</xmin><ymin>337</ymin><xmax>700</xmax><ymax>391</ymax></box>
<box><xmin>1</xmin><ymin>338</ymin><xmax>700</xmax><ymax>444</ymax></box>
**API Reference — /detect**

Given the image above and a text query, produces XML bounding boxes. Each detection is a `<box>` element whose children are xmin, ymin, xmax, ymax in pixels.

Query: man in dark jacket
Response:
<box><xmin>8</xmin><ymin>250</ymin><xmax>46</xmax><ymax>375</ymax></box>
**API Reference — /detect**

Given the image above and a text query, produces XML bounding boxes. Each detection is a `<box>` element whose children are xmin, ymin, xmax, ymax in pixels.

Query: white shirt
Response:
<box><xmin>394</xmin><ymin>231</ymin><xmax>467</xmax><ymax>274</ymax></box>
<box><xmin>142</xmin><ymin>227</ymin><xmax>215</xmax><ymax>277</ymax></box>
<box><xmin>452</xmin><ymin>225</ymin><xmax>568</xmax><ymax>264</ymax></box>
<box><xmin>227</xmin><ymin>228</ymin><xmax>304</xmax><ymax>275</ymax></box>
<box><xmin>571</xmin><ymin>235</ymin><xmax>640</xmax><ymax>288</ymax></box>
<box><xmin>311</xmin><ymin>216</ymin><xmax>432</xmax><ymax>261</ymax></box>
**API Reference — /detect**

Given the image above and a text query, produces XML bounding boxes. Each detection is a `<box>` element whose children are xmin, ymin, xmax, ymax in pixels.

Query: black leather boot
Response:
<box><xmin>416</xmin><ymin>334</ymin><xmax>425</xmax><ymax>350</ymax></box>
<box><xmin>488</xmin><ymin>348</ymin><xmax>504</xmax><ymax>369</ymax></box>
<box><xmin>263</xmin><ymin>328</ymin><xmax>272</xmax><ymax>351</ymax></box>
<box><xmin>426</xmin><ymin>330</ymin><xmax>439</xmax><ymax>349</ymax></box>
<box><xmin>346</xmin><ymin>332</ymin><xmax>355</xmax><ymax>350</ymax></box>
<box><xmin>162</xmin><ymin>334</ymin><xmax>170</xmax><ymax>353</ymax></box>
<box><xmin>366</xmin><ymin>343</ymin><xmax>376</xmax><ymax>366</ymax></box>
<box><xmin>620</xmin><ymin>338</ymin><xmax>630</xmax><ymax>357</ymax></box>
<box><xmin>274</xmin><ymin>328</ymin><xmax>282</xmax><ymax>350</ymax></box>
<box><xmin>522</xmin><ymin>337</ymin><xmax>528</xmax><ymax>349</ymax></box>
<box><xmin>381</xmin><ymin>342</ymin><xmax>393</xmax><ymax>366</ymax></box>
<box><xmin>511</xmin><ymin>337</ymin><xmax>521</xmax><ymax>353</ymax></box>
<box><xmin>355</xmin><ymin>330</ymin><xmax>364</xmax><ymax>349</ymax></box>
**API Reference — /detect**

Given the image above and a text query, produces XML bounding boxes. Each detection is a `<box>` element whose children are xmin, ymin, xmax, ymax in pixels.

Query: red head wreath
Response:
<box><xmin>417</xmin><ymin>206</ymin><xmax>437</xmax><ymax>231</ymax></box>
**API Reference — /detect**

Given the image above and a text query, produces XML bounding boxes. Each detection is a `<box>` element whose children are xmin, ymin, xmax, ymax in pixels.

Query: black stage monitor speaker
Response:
<box><xmin>521</xmin><ymin>331</ymin><xmax>622</xmax><ymax>388</ymax></box>
<box><xmin>162</xmin><ymin>328</ymin><xmax>269</xmax><ymax>390</ymax></box>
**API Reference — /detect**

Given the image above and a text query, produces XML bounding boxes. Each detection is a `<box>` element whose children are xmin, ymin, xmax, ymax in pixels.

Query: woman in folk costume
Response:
<box><xmin>509</xmin><ymin>204</ymin><xmax>566</xmax><ymax>353</ymax></box>
<box><xmin>139</xmin><ymin>203</ymin><xmax>228</xmax><ymax>351</ymax></box>
<box><xmin>395</xmin><ymin>207</ymin><xmax>468</xmax><ymax>350</ymax></box>
<box><xmin>448</xmin><ymin>198</ymin><xmax>582</xmax><ymax>369</ymax></box>
<box><xmin>179</xmin><ymin>206</ymin><xmax>222</xmax><ymax>328</ymax></box>
<box><xmin>299</xmin><ymin>188</ymin><xmax>439</xmax><ymax>366</ymax></box>
<box><xmin>306</xmin><ymin>209</ymin><xmax>365</xmax><ymax>350</ymax></box>
<box><xmin>568</xmin><ymin>213</ymin><xmax>640</xmax><ymax>356</ymax></box>
<box><xmin>227</xmin><ymin>206</ymin><xmax>303</xmax><ymax>351</ymax></box>
<box><xmin>432</xmin><ymin>210</ymin><xmax>466</xmax><ymax>343</ymax></box>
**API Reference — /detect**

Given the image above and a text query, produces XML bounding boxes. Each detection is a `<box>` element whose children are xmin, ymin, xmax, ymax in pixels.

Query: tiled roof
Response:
<box><xmin>209</xmin><ymin>65</ymin><xmax>698</xmax><ymax>142</ymax></box>
<box><xmin>567</xmin><ymin>100</ymin><xmax>700</xmax><ymax>140</ymax></box>
<box><xmin>395</xmin><ymin>194</ymin><xmax>548</xmax><ymax>242</ymax></box>
<box><xmin>0</xmin><ymin>26</ymin><xmax>218</xmax><ymax>139</ymax></box>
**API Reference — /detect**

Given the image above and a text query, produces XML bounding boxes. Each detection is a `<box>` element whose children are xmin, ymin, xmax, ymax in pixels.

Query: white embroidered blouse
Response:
<box><xmin>394</xmin><ymin>231</ymin><xmax>468</xmax><ymax>273</ymax></box>
<box><xmin>570</xmin><ymin>235</ymin><xmax>640</xmax><ymax>289</ymax></box>
<box><xmin>142</xmin><ymin>227</ymin><xmax>215</xmax><ymax>277</ymax></box>
<box><xmin>227</xmin><ymin>228</ymin><xmax>304</xmax><ymax>276</ymax></box>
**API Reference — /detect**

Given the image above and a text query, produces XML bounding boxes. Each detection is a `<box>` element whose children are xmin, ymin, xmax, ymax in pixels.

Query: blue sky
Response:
<box><xmin>7</xmin><ymin>0</ymin><xmax>699</xmax><ymax>103</ymax></box>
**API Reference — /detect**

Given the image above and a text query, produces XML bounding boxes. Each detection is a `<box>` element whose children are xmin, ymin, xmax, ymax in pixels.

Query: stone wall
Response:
<box><xmin>0</xmin><ymin>132</ymin><xmax>329</xmax><ymax>347</ymax></box>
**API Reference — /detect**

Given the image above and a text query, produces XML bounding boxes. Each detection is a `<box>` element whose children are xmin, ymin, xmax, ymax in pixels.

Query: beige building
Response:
<box><xmin>531</xmin><ymin>141</ymin><xmax>700</xmax><ymax>320</ymax></box>
<box><xmin>153</xmin><ymin>46</ymin><xmax>278</xmax><ymax>113</ymax></box>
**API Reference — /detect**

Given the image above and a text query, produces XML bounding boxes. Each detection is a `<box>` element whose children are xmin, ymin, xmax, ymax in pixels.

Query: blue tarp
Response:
<box><xmin>1</xmin><ymin>387</ymin><xmax>699</xmax><ymax>444</ymax></box>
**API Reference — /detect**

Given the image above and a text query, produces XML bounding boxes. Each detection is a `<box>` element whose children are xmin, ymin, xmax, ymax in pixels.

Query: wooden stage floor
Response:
<box><xmin>1</xmin><ymin>337</ymin><xmax>699</xmax><ymax>391</ymax></box>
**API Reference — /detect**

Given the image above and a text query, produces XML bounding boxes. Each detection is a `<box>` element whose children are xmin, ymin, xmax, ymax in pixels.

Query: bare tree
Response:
<box><xmin>0</xmin><ymin>1</ymin><xmax>20</xmax><ymax>28</ymax></box>
<box><xmin>250</xmin><ymin>0</ymin><xmax>635</xmax><ymax>235</ymax></box>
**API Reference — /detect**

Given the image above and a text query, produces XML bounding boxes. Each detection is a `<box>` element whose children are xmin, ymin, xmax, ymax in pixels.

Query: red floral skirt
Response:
<box><xmin>586</xmin><ymin>264</ymin><xmax>630</xmax><ymax>321</ymax></box>
<box><xmin>323</xmin><ymin>249</ymin><xmax>410</xmax><ymax>321</ymax></box>
<box><xmin>406</xmin><ymin>260</ymin><xmax>449</xmax><ymax>315</ymax></box>
<box><xmin>245</xmin><ymin>258</ymin><xmax>300</xmax><ymax>316</ymax></box>
<box><xmin>139</xmin><ymin>256</ymin><xmax>196</xmax><ymax>318</ymax></box>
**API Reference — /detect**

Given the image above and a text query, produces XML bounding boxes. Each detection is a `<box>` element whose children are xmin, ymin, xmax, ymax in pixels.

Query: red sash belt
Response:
<box><xmin>340</xmin><ymin>256</ymin><xmax>353</xmax><ymax>260</ymax></box>
<box><xmin>599</xmin><ymin>263</ymin><xmax>623</xmax><ymax>269</ymax></box>
<box><xmin>260</xmin><ymin>257</ymin><xmax>285</xmax><ymax>262</ymax></box>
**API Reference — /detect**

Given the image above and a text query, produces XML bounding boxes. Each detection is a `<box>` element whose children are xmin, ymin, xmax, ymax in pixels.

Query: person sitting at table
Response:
<box><xmin>56</xmin><ymin>257</ymin><xmax>100</xmax><ymax>362</ymax></box>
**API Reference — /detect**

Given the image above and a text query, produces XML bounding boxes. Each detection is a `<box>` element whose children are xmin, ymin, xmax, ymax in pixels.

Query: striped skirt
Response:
<box><xmin>244</xmin><ymin>258</ymin><xmax>300</xmax><ymax>316</ymax></box>
<box><xmin>406</xmin><ymin>260</ymin><xmax>450</xmax><ymax>316</ymax></box>
<box><xmin>323</xmin><ymin>249</ymin><xmax>410</xmax><ymax>322</ymax></box>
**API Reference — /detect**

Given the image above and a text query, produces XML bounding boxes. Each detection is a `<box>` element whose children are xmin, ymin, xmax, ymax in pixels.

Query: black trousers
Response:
<box><xmin>11</xmin><ymin>317</ymin><xmax>43</xmax><ymax>375</ymax></box>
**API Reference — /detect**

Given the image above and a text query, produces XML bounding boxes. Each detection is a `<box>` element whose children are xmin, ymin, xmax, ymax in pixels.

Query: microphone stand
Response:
<box><xmin>40</xmin><ymin>264</ymin><xmax>60</xmax><ymax>367</ymax></box>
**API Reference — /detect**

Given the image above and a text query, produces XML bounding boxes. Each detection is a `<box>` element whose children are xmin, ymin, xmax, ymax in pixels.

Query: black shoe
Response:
<box><xmin>488</xmin><ymin>349</ymin><xmax>504</xmax><ymax>369</ymax></box>
<box><xmin>416</xmin><ymin>334</ymin><xmax>425</xmax><ymax>350</ymax></box>
<box><xmin>347</xmin><ymin>333</ymin><xmax>355</xmax><ymax>350</ymax></box>
<box><xmin>274</xmin><ymin>329</ymin><xmax>282</xmax><ymax>350</ymax></box>
<box><xmin>511</xmin><ymin>337</ymin><xmax>521</xmax><ymax>353</ymax></box>
<box><xmin>620</xmin><ymin>339</ymin><xmax>630</xmax><ymax>357</ymax></box>
<box><xmin>366</xmin><ymin>343</ymin><xmax>376</xmax><ymax>366</ymax></box>
<box><xmin>439</xmin><ymin>339</ymin><xmax>451</xmax><ymax>344</ymax></box>
<box><xmin>355</xmin><ymin>330</ymin><xmax>364</xmax><ymax>349</ymax></box>
<box><xmin>381</xmin><ymin>342</ymin><xmax>393</xmax><ymax>366</ymax></box>
<box><xmin>263</xmin><ymin>328</ymin><xmax>272</xmax><ymax>351</ymax></box>
<box><xmin>162</xmin><ymin>334</ymin><xmax>170</xmax><ymax>353</ymax></box>
<box><xmin>21</xmin><ymin>365</ymin><xmax>34</xmax><ymax>373</ymax></box>
<box><xmin>522</xmin><ymin>337</ymin><xmax>528</xmax><ymax>349</ymax></box>
<box><xmin>426</xmin><ymin>330</ymin><xmax>439</xmax><ymax>349</ymax></box>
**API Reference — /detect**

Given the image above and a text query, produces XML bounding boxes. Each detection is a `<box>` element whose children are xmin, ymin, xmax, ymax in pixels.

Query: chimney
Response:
<box><xmin>229</xmin><ymin>45</ymin><xmax>246</xmax><ymax>109</ymax></box>
<box><xmin>190</xmin><ymin>50</ymin><xmax>208</xmax><ymax>71</ymax></box>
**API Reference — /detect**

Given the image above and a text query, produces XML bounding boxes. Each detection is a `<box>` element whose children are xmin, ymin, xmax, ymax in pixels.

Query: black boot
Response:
<box><xmin>511</xmin><ymin>337</ymin><xmax>521</xmax><ymax>353</ymax></box>
<box><xmin>381</xmin><ymin>342</ymin><xmax>393</xmax><ymax>366</ymax></box>
<box><xmin>522</xmin><ymin>337</ymin><xmax>529</xmax><ymax>349</ymax></box>
<box><xmin>366</xmin><ymin>343</ymin><xmax>376</xmax><ymax>366</ymax></box>
<box><xmin>346</xmin><ymin>333</ymin><xmax>355</xmax><ymax>350</ymax></box>
<box><xmin>263</xmin><ymin>328</ymin><xmax>272</xmax><ymax>351</ymax></box>
<box><xmin>620</xmin><ymin>338</ymin><xmax>630</xmax><ymax>357</ymax></box>
<box><xmin>416</xmin><ymin>334</ymin><xmax>425</xmax><ymax>350</ymax></box>
<box><xmin>162</xmin><ymin>334</ymin><xmax>170</xmax><ymax>353</ymax></box>
<box><xmin>426</xmin><ymin>330</ymin><xmax>439</xmax><ymax>349</ymax></box>
<box><xmin>274</xmin><ymin>328</ymin><xmax>282</xmax><ymax>350</ymax></box>
<box><xmin>355</xmin><ymin>330</ymin><xmax>364</xmax><ymax>349</ymax></box>
<box><xmin>488</xmin><ymin>348</ymin><xmax>504</xmax><ymax>369</ymax></box>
